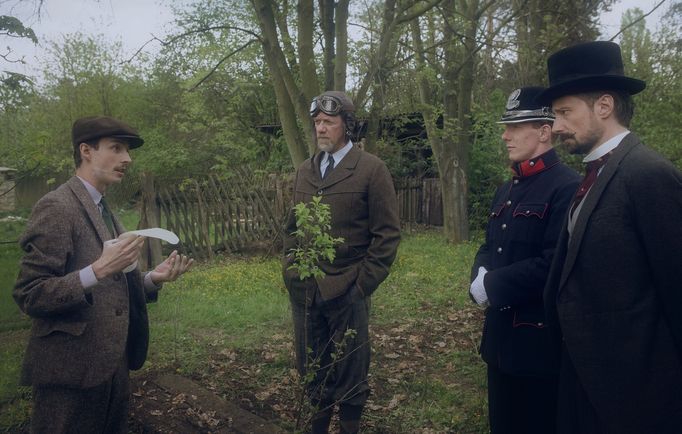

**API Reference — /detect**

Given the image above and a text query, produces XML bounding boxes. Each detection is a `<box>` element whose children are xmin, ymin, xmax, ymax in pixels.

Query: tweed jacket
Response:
<box><xmin>14</xmin><ymin>176</ymin><xmax>156</xmax><ymax>389</ymax></box>
<box><xmin>472</xmin><ymin>148</ymin><xmax>579</xmax><ymax>376</ymax></box>
<box><xmin>544</xmin><ymin>133</ymin><xmax>682</xmax><ymax>432</ymax></box>
<box><xmin>282</xmin><ymin>144</ymin><xmax>401</xmax><ymax>305</ymax></box>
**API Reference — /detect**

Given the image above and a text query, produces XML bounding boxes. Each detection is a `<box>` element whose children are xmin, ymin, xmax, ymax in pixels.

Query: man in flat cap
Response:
<box><xmin>14</xmin><ymin>116</ymin><xmax>193</xmax><ymax>433</ymax></box>
<box><xmin>470</xmin><ymin>86</ymin><xmax>579</xmax><ymax>434</ymax></box>
<box><xmin>282</xmin><ymin>91</ymin><xmax>400</xmax><ymax>433</ymax></box>
<box><xmin>539</xmin><ymin>41</ymin><xmax>682</xmax><ymax>433</ymax></box>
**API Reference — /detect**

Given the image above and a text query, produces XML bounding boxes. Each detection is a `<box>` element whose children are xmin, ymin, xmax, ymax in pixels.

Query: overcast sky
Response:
<box><xmin>0</xmin><ymin>0</ymin><xmax>672</xmax><ymax>79</ymax></box>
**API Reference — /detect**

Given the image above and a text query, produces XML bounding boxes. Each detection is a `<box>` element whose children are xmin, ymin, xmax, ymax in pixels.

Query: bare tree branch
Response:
<box><xmin>608</xmin><ymin>0</ymin><xmax>667</xmax><ymax>41</ymax></box>
<box><xmin>188</xmin><ymin>39</ymin><xmax>258</xmax><ymax>91</ymax></box>
<box><xmin>123</xmin><ymin>25</ymin><xmax>262</xmax><ymax>64</ymax></box>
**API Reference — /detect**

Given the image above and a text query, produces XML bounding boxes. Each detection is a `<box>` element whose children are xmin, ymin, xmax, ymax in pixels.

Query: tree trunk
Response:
<box><xmin>252</xmin><ymin>0</ymin><xmax>314</xmax><ymax>163</ymax></box>
<box><xmin>319</xmin><ymin>0</ymin><xmax>335</xmax><ymax>90</ymax></box>
<box><xmin>334</xmin><ymin>0</ymin><xmax>350</xmax><ymax>91</ymax></box>
<box><xmin>298</xmin><ymin>0</ymin><xmax>320</xmax><ymax>101</ymax></box>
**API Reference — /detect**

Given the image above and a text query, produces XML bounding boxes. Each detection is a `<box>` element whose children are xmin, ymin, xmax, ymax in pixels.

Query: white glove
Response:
<box><xmin>469</xmin><ymin>266</ymin><xmax>489</xmax><ymax>307</ymax></box>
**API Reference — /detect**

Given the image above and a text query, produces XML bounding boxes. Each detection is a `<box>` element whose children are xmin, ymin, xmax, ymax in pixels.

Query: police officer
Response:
<box><xmin>469</xmin><ymin>86</ymin><xmax>580</xmax><ymax>434</ymax></box>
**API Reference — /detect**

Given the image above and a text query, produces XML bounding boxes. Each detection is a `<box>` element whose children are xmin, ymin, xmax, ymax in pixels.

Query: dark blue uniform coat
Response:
<box><xmin>473</xmin><ymin>148</ymin><xmax>579</xmax><ymax>377</ymax></box>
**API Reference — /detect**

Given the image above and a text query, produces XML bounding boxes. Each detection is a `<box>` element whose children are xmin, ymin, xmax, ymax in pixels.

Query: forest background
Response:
<box><xmin>1</xmin><ymin>0</ymin><xmax>681</xmax><ymax>240</ymax></box>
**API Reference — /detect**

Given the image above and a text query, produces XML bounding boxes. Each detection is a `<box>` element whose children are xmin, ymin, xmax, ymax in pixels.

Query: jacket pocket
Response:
<box><xmin>33</xmin><ymin>319</ymin><xmax>87</xmax><ymax>337</ymax></box>
<box><xmin>512</xmin><ymin>202</ymin><xmax>548</xmax><ymax>218</ymax></box>
<box><xmin>512</xmin><ymin>309</ymin><xmax>547</xmax><ymax>329</ymax></box>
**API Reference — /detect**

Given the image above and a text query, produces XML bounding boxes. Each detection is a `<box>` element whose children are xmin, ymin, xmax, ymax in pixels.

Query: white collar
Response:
<box><xmin>76</xmin><ymin>176</ymin><xmax>103</xmax><ymax>205</ymax></box>
<box><xmin>328</xmin><ymin>140</ymin><xmax>353</xmax><ymax>164</ymax></box>
<box><xmin>584</xmin><ymin>130</ymin><xmax>629</xmax><ymax>163</ymax></box>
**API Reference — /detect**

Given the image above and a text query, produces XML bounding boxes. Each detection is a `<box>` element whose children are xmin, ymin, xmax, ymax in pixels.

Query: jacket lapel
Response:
<box><xmin>559</xmin><ymin>133</ymin><xmax>640</xmax><ymax>289</ymax></box>
<box><xmin>65</xmin><ymin>176</ymin><xmax>114</xmax><ymax>243</ymax></box>
<box><xmin>320</xmin><ymin>145</ymin><xmax>360</xmax><ymax>188</ymax></box>
<box><xmin>302</xmin><ymin>144</ymin><xmax>361</xmax><ymax>191</ymax></box>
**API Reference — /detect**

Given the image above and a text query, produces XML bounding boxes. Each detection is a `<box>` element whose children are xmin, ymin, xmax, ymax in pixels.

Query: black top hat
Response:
<box><xmin>537</xmin><ymin>41</ymin><xmax>646</xmax><ymax>105</ymax></box>
<box><xmin>498</xmin><ymin>86</ymin><xmax>554</xmax><ymax>124</ymax></box>
<box><xmin>72</xmin><ymin>116</ymin><xmax>144</xmax><ymax>149</ymax></box>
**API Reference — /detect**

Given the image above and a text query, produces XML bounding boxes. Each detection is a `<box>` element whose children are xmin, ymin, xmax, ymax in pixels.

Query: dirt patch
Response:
<box><xmin>128</xmin><ymin>304</ymin><xmax>485</xmax><ymax>433</ymax></box>
<box><xmin>129</xmin><ymin>373</ymin><xmax>285</xmax><ymax>433</ymax></box>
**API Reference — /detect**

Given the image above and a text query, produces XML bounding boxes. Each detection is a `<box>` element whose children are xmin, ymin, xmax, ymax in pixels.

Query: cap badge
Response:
<box><xmin>506</xmin><ymin>89</ymin><xmax>521</xmax><ymax>110</ymax></box>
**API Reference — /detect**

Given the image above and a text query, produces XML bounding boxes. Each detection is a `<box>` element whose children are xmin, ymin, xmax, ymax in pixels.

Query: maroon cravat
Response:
<box><xmin>570</xmin><ymin>153</ymin><xmax>611</xmax><ymax>216</ymax></box>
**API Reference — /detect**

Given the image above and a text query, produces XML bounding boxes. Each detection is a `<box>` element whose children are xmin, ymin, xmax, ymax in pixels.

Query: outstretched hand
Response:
<box><xmin>149</xmin><ymin>250</ymin><xmax>193</xmax><ymax>285</ymax></box>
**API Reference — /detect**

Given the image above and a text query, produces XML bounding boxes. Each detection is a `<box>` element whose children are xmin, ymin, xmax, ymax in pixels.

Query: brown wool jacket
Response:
<box><xmin>14</xmin><ymin>176</ymin><xmax>156</xmax><ymax>388</ymax></box>
<box><xmin>282</xmin><ymin>144</ymin><xmax>401</xmax><ymax>305</ymax></box>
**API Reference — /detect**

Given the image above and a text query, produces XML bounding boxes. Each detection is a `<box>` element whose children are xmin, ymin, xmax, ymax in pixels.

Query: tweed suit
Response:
<box><xmin>282</xmin><ymin>144</ymin><xmax>400</xmax><ymax>408</ymax></box>
<box><xmin>14</xmin><ymin>176</ymin><xmax>155</xmax><ymax>432</ymax></box>
<box><xmin>544</xmin><ymin>134</ymin><xmax>682</xmax><ymax>434</ymax></box>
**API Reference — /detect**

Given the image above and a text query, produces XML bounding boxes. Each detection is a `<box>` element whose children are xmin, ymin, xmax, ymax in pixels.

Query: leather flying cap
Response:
<box><xmin>311</xmin><ymin>90</ymin><xmax>355</xmax><ymax>117</ymax></box>
<box><xmin>498</xmin><ymin>86</ymin><xmax>554</xmax><ymax>124</ymax></box>
<box><xmin>537</xmin><ymin>41</ymin><xmax>646</xmax><ymax>105</ymax></box>
<box><xmin>72</xmin><ymin>116</ymin><xmax>144</xmax><ymax>149</ymax></box>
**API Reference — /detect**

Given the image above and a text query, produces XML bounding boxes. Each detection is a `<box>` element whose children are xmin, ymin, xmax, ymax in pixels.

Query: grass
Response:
<box><xmin>0</xmin><ymin>211</ymin><xmax>30</xmax><ymax>334</ymax></box>
<box><xmin>0</xmin><ymin>214</ymin><xmax>489</xmax><ymax>433</ymax></box>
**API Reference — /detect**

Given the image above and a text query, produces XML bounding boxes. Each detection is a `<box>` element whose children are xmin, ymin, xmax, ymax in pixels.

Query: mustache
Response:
<box><xmin>93</xmin><ymin>166</ymin><xmax>128</xmax><ymax>175</ymax></box>
<box><xmin>557</xmin><ymin>132</ymin><xmax>576</xmax><ymax>141</ymax></box>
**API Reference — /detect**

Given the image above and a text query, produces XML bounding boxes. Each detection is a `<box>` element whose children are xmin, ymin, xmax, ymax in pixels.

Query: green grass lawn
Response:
<box><xmin>0</xmin><ymin>214</ymin><xmax>489</xmax><ymax>433</ymax></box>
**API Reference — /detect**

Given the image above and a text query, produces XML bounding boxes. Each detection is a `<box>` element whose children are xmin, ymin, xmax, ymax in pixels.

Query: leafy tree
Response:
<box><xmin>620</xmin><ymin>4</ymin><xmax>682</xmax><ymax>168</ymax></box>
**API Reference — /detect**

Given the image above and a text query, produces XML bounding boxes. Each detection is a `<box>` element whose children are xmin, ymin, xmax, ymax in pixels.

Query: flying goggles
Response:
<box><xmin>310</xmin><ymin>95</ymin><xmax>344</xmax><ymax>116</ymax></box>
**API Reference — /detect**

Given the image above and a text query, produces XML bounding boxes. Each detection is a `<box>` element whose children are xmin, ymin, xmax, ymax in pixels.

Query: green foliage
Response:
<box><xmin>288</xmin><ymin>196</ymin><xmax>344</xmax><ymax>280</ymax></box>
<box><xmin>0</xmin><ymin>15</ymin><xmax>37</xmax><ymax>44</ymax></box>
<box><xmin>620</xmin><ymin>5</ymin><xmax>682</xmax><ymax>168</ymax></box>
<box><xmin>0</xmin><ymin>214</ymin><xmax>29</xmax><ymax>333</ymax></box>
<box><xmin>468</xmin><ymin>89</ymin><xmax>510</xmax><ymax>231</ymax></box>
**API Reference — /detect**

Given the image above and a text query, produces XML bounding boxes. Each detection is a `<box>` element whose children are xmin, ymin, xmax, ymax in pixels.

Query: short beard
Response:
<box><xmin>561</xmin><ymin>120</ymin><xmax>602</xmax><ymax>155</ymax></box>
<box><xmin>561</xmin><ymin>133</ymin><xmax>599</xmax><ymax>155</ymax></box>
<box><xmin>317</xmin><ymin>140</ymin><xmax>334</xmax><ymax>153</ymax></box>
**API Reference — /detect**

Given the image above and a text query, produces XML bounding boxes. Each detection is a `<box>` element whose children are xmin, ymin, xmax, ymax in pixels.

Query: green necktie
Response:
<box><xmin>100</xmin><ymin>198</ymin><xmax>115</xmax><ymax>237</ymax></box>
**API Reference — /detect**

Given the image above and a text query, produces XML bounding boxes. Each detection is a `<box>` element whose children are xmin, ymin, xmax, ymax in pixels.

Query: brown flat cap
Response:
<box><xmin>72</xmin><ymin>116</ymin><xmax>144</xmax><ymax>149</ymax></box>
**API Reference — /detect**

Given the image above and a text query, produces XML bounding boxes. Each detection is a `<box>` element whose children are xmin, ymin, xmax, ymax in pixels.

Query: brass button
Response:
<box><xmin>501</xmin><ymin>224</ymin><xmax>507</xmax><ymax>230</ymax></box>
<box><xmin>497</xmin><ymin>247</ymin><xmax>503</xmax><ymax>254</ymax></box>
<box><xmin>506</xmin><ymin>200</ymin><xmax>512</xmax><ymax>206</ymax></box>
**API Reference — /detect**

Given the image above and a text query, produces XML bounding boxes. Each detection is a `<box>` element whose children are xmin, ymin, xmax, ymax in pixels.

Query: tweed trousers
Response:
<box><xmin>30</xmin><ymin>354</ymin><xmax>130</xmax><ymax>434</ymax></box>
<box><xmin>290</xmin><ymin>286</ymin><xmax>371</xmax><ymax>408</ymax></box>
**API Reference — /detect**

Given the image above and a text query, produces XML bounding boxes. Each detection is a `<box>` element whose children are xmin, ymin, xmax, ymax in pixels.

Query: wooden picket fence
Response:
<box><xmin>138</xmin><ymin>172</ymin><xmax>442</xmax><ymax>263</ymax></box>
<box><xmin>395</xmin><ymin>177</ymin><xmax>443</xmax><ymax>226</ymax></box>
<box><xmin>139</xmin><ymin>169</ymin><xmax>289</xmax><ymax>263</ymax></box>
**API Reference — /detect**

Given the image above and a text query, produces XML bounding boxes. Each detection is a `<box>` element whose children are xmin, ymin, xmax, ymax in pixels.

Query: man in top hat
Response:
<box><xmin>282</xmin><ymin>91</ymin><xmax>400</xmax><ymax>433</ymax></box>
<box><xmin>470</xmin><ymin>86</ymin><xmax>579</xmax><ymax>434</ymax></box>
<box><xmin>539</xmin><ymin>41</ymin><xmax>682</xmax><ymax>433</ymax></box>
<box><xmin>14</xmin><ymin>116</ymin><xmax>193</xmax><ymax>434</ymax></box>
